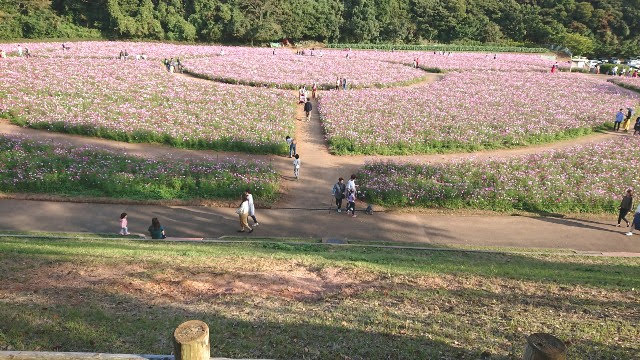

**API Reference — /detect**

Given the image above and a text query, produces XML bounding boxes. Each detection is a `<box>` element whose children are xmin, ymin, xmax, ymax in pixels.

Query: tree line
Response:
<box><xmin>1</xmin><ymin>0</ymin><xmax>639</xmax><ymax>56</ymax></box>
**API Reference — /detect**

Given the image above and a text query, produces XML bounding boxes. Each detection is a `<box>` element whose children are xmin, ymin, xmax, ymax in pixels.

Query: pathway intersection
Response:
<box><xmin>0</xmin><ymin>69</ymin><xmax>638</xmax><ymax>254</ymax></box>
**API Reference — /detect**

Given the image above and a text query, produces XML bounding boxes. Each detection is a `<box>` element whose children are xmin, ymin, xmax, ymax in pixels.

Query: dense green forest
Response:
<box><xmin>0</xmin><ymin>0</ymin><xmax>639</xmax><ymax>56</ymax></box>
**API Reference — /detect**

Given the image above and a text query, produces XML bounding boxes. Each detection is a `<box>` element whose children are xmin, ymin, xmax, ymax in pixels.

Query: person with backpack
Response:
<box><xmin>332</xmin><ymin>178</ymin><xmax>346</xmax><ymax>213</ymax></box>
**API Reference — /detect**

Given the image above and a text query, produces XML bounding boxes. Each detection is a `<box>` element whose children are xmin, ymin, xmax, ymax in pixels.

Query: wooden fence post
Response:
<box><xmin>173</xmin><ymin>320</ymin><xmax>210</xmax><ymax>360</ymax></box>
<box><xmin>523</xmin><ymin>333</ymin><xmax>566</xmax><ymax>360</ymax></box>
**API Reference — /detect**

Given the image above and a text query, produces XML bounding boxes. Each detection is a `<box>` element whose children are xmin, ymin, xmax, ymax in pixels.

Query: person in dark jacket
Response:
<box><xmin>304</xmin><ymin>99</ymin><xmax>313</xmax><ymax>121</ymax></box>
<box><xmin>332</xmin><ymin>177</ymin><xmax>346</xmax><ymax>212</ymax></box>
<box><xmin>634</xmin><ymin>117</ymin><xmax>640</xmax><ymax>135</ymax></box>
<box><xmin>617</xmin><ymin>189</ymin><xmax>633</xmax><ymax>227</ymax></box>
<box><xmin>626</xmin><ymin>204</ymin><xmax>640</xmax><ymax>236</ymax></box>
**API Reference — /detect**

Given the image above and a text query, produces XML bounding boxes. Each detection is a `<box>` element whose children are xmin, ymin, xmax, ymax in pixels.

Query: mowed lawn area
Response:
<box><xmin>0</xmin><ymin>236</ymin><xmax>637</xmax><ymax>359</ymax></box>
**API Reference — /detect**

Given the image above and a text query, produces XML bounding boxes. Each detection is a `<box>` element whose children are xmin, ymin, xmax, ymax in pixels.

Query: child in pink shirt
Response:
<box><xmin>119</xmin><ymin>212</ymin><xmax>130</xmax><ymax>235</ymax></box>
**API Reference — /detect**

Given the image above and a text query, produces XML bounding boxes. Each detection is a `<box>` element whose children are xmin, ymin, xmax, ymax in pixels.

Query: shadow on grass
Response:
<box><xmin>0</xmin><ymin>291</ymin><xmax>488</xmax><ymax>359</ymax></box>
<box><xmin>0</xmin><ymin>275</ymin><xmax>637</xmax><ymax>359</ymax></box>
<box><xmin>1</xmin><ymin>237</ymin><xmax>639</xmax><ymax>291</ymax></box>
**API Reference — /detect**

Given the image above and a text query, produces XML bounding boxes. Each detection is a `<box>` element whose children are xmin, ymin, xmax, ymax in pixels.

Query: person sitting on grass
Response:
<box><xmin>626</xmin><ymin>205</ymin><xmax>640</xmax><ymax>236</ymax></box>
<box><xmin>148</xmin><ymin>217</ymin><xmax>166</xmax><ymax>239</ymax></box>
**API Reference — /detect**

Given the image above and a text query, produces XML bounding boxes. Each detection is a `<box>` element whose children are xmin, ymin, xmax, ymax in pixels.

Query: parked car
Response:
<box><xmin>588</xmin><ymin>59</ymin><xmax>601</xmax><ymax>67</ymax></box>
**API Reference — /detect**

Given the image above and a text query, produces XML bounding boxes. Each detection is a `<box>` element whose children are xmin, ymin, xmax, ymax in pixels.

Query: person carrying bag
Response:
<box><xmin>236</xmin><ymin>194</ymin><xmax>253</xmax><ymax>233</ymax></box>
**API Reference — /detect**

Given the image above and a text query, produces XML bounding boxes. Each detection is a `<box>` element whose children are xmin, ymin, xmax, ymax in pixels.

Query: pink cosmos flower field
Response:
<box><xmin>182</xmin><ymin>54</ymin><xmax>427</xmax><ymax>89</ymax></box>
<box><xmin>357</xmin><ymin>136</ymin><xmax>640</xmax><ymax>213</ymax></box>
<box><xmin>318</xmin><ymin>71</ymin><xmax>640</xmax><ymax>154</ymax></box>
<box><xmin>0</xmin><ymin>57</ymin><xmax>295</xmax><ymax>154</ymax></box>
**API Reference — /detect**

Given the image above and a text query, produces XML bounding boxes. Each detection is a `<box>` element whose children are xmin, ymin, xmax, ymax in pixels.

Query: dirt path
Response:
<box><xmin>1</xmin><ymin>198</ymin><xmax>639</xmax><ymax>254</ymax></box>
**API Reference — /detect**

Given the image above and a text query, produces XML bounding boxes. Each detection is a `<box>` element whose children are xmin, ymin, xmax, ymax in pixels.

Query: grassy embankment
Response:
<box><xmin>0</xmin><ymin>235</ymin><xmax>637</xmax><ymax>359</ymax></box>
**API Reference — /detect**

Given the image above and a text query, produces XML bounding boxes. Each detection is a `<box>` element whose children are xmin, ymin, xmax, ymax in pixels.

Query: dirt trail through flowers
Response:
<box><xmin>0</xmin><ymin>72</ymin><xmax>621</xmax><ymax>210</ymax></box>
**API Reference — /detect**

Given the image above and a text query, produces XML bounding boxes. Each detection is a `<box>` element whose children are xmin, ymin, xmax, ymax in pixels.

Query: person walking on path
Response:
<box><xmin>625</xmin><ymin>204</ymin><xmax>640</xmax><ymax>235</ymax></box>
<box><xmin>332</xmin><ymin>177</ymin><xmax>346</xmax><ymax>213</ymax></box>
<box><xmin>245</xmin><ymin>189</ymin><xmax>259</xmax><ymax>226</ymax></box>
<box><xmin>346</xmin><ymin>189</ymin><xmax>357</xmax><ymax>218</ymax></box>
<box><xmin>618</xmin><ymin>189</ymin><xmax>634</xmax><ymax>227</ymax></box>
<box><xmin>342</xmin><ymin>77</ymin><xmax>348</xmax><ymax>90</ymax></box>
<box><xmin>293</xmin><ymin>154</ymin><xmax>301</xmax><ymax>180</ymax></box>
<box><xmin>286</xmin><ymin>136</ymin><xmax>296</xmax><ymax>157</ymax></box>
<box><xmin>335</xmin><ymin>77</ymin><xmax>340</xmax><ymax>90</ymax></box>
<box><xmin>624</xmin><ymin>107</ymin><xmax>636</xmax><ymax>132</ymax></box>
<box><xmin>119</xmin><ymin>212</ymin><xmax>130</xmax><ymax>235</ymax></box>
<box><xmin>148</xmin><ymin>218</ymin><xmax>166</xmax><ymax>239</ymax></box>
<box><xmin>614</xmin><ymin>109</ymin><xmax>624</xmax><ymax>131</ymax></box>
<box><xmin>312</xmin><ymin>82</ymin><xmax>317</xmax><ymax>99</ymax></box>
<box><xmin>304</xmin><ymin>99</ymin><xmax>313</xmax><ymax>121</ymax></box>
<box><xmin>236</xmin><ymin>194</ymin><xmax>253</xmax><ymax>233</ymax></box>
<box><xmin>347</xmin><ymin>174</ymin><xmax>357</xmax><ymax>195</ymax></box>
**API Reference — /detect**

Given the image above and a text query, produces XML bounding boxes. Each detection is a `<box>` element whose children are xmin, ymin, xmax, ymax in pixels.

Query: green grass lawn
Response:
<box><xmin>0</xmin><ymin>236</ymin><xmax>637</xmax><ymax>359</ymax></box>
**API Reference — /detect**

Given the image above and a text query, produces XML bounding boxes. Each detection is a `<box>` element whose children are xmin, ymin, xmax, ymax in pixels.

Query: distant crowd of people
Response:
<box><xmin>119</xmin><ymin>49</ymin><xmax>148</xmax><ymax>61</ymax></box>
<box><xmin>118</xmin><ymin>189</ymin><xmax>261</xmax><ymax>237</ymax></box>
<box><xmin>163</xmin><ymin>58</ymin><xmax>183</xmax><ymax>73</ymax></box>
<box><xmin>0</xmin><ymin>44</ymin><xmax>31</xmax><ymax>59</ymax></box>
<box><xmin>604</xmin><ymin>65</ymin><xmax>639</xmax><ymax>77</ymax></box>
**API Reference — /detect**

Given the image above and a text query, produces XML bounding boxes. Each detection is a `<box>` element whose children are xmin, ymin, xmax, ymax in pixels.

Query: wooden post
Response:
<box><xmin>173</xmin><ymin>320</ymin><xmax>210</xmax><ymax>360</ymax></box>
<box><xmin>523</xmin><ymin>333</ymin><xmax>567</xmax><ymax>360</ymax></box>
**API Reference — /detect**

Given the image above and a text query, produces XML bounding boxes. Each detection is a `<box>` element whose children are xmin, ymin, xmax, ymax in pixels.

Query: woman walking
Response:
<box><xmin>236</xmin><ymin>194</ymin><xmax>253</xmax><ymax>233</ymax></box>
<box><xmin>618</xmin><ymin>189</ymin><xmax>633</xmax><ymax>227</ymax></box>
